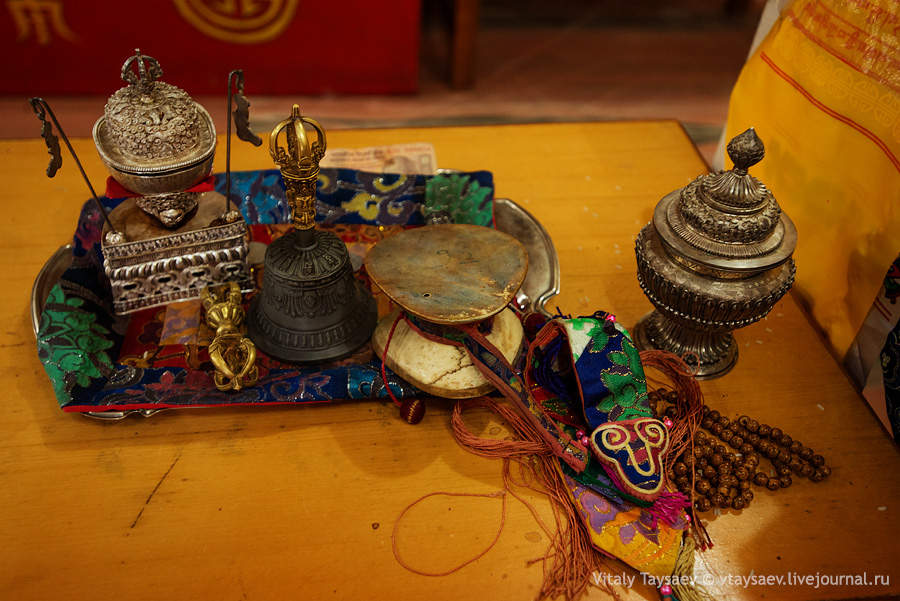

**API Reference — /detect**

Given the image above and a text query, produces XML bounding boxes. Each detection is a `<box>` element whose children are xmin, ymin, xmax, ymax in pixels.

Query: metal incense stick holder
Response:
<box><xmin>247</xmin><ymin>105</ymin><xmax>377</xmax><ymax>363</ymax></box>
<box><xmin>633</xmin><ymin>128</ymin><xmax>797</xmax><ymax>378</ymax></box>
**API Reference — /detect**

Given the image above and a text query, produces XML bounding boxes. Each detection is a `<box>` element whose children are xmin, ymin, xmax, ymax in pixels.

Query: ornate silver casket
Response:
<box><xmin>94</xmin><ymin>50</ymin><xmax>252</xmax><ymax>315</ymax></box>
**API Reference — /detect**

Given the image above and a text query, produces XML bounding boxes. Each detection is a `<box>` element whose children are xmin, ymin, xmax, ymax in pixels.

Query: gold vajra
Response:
<box><xmin>201</xmin><ymin>282</ymin><xmax>258</xmax><ymax>391</ymax></box>
<box><xmin>268</xmin><ymin>104</ymin><xmax>326</xmax><ymax>231</ymax></box>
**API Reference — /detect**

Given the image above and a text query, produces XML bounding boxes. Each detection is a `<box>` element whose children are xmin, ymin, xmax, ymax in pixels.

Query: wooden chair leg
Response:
<box><xmin>451</xmin><ymin>0</ymin><xmax>479</xmax><ymax>89</ymax></box>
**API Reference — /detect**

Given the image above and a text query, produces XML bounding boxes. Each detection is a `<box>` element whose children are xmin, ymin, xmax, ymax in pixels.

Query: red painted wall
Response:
<box><xmin>2</xmin><ymin>0</ymin><xmax>420</xmax><ymax>94</ymax></box>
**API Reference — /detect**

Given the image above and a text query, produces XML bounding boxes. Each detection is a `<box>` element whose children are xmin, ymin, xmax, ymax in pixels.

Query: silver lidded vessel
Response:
<box><xmin>633</xmin><ymin>128</ymin><xmax>797</xmax><ymax>378</ymax></box>
<box><xmin>93</xmin><ymin>50</ymin><xmax>251</xmax><ymax>315</ymax></box>
<box><xmin>93</xmin><ymin>49</ymin><xmax>216</xmax><ymax>197</ymax></box>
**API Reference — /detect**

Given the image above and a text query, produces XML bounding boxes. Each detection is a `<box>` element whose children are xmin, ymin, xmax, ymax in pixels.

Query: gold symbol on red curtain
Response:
<box><xmin>8</xmin><ymin>0</ymin><xmax>76</xmax><ymax>44</ymax></box>
<box><xmin>172</xmin><ymin>0</ymin><xmax>298</xmax><ymax>44</ymax></box>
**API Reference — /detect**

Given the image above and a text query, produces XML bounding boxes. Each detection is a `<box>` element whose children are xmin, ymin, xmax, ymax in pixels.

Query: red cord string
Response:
<box><xmin>391</xmin><ymin>490</ymin><xmax>508</xmax><ymax>577</ymax></box>
<box><xmin>640</xmin><ymin>349</ymin><xmax>713</xmax><ymax>551</ymax></box>
<box><xmin>380</xmin><ymin>311</ymin><xmax>405</xmax><ymax>408</ymax></box>
<box><xmin>392</xmin><ymin>396</ymin><xmax>621</xmax><ymax>601</ymax></box>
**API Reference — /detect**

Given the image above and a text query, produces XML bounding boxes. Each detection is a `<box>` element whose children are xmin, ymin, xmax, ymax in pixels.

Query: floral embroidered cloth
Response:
<box><xmin>564</xmin><ymin>472</ymin><xmax>686</xmax><ymax>579</ymax></box>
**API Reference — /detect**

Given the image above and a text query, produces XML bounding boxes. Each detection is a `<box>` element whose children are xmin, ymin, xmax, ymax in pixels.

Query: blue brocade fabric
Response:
<box><xmin>37</xmin><ymin>168</ymin><xmax>493</xmax><ymax>411</ymax></box>
<box><xmin>561</xmin><ymin>317</ymin><xmax>651</xmax><ymax>428</ymax></box>
<box><xmin>215</xmin><ymin>168</ymin><xmax>494</xmax><ymax>226</ymax></box>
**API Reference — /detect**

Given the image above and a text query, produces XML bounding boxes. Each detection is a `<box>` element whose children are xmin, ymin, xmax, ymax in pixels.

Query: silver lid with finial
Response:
<box><xmin>652</xmin><ymin>128</ymin><xmax>796</xmax><ymax>275</ymax></box>
<box><xmin>92</xmin><ymin>49</ymin><xmax>216</xmax><ymax>195</ymax></box>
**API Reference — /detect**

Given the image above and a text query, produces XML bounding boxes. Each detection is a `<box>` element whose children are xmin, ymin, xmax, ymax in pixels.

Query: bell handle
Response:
<box><xmin>282</xmin><ymin>168</ymin><xmax>319</xmax><ymax>232</ymax></box>
<box><xmin>268</xmin><ymin>105</ymin><xmax>314</xmax><ymax>167</ymax></box>
<box><xmin>301</xmin><ymin>115</ymin><xmax>327</xmax><ymax>161</ymax></box>
<box><xmin>268</xmin><ymin>106</ymin><xmax>328</xmax><ymax>233</ymax></box>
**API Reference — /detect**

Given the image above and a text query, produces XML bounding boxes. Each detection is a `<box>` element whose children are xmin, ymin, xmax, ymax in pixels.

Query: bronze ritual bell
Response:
<box><xmin>247</xmin><ymin>105</ymin><xmax>377</xmax><ymax>362</ymax></box>
<box><xmin>632</xmin><ymin>128</ymin><xmax>797</xmax><ymax>379</ymax></box>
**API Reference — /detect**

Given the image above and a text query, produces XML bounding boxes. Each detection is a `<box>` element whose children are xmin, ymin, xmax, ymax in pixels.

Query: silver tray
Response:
<box><xmin>31</xmin><ymin>198</ymin><xmax>559</xmax><ymax>420</ymax></box>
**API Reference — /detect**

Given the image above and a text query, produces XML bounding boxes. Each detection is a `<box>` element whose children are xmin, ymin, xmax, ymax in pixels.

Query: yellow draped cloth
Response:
<box><xmin>724</xmin><ymin>0</ymin><xmax>900</xmax><ymax>357</ymax></box>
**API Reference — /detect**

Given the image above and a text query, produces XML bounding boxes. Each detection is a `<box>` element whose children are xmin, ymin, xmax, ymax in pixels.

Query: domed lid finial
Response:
<box><xmin>652</xmin><ymin>126</ymin><xmax>793</xmax><ymax>262</ymax></box>
<box><xmin>727</xmin><ymin>127</ymin><xmax>765</xmax><ymax>174</ymax></box>
<box><xmin>120</xmin><ymin>49</ymin><xmax>163</xmax><ymax>91</ymax></box>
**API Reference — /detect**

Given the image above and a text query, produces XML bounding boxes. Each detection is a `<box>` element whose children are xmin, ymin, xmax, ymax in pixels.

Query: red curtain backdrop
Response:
<box><xmin>1</xmin><ymin>0</ymin><xmax>420</xmax><ymax>94</ymax></box>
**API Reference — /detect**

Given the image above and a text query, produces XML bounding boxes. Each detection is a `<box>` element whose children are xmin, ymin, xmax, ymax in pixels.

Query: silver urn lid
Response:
<box><xmin>653</xmin><ymin>128</ymin><xmax>796</xmax><ymax>276</ymax></box>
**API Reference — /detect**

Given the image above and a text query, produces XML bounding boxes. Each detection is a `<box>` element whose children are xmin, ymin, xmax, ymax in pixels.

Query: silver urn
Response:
<box><xmin>633</xmin><ymin>128</ymin><xmax>797</xmax><ymax>378</ymax></box>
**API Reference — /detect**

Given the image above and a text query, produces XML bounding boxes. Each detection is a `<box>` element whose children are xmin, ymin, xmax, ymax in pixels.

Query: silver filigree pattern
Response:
<box><xmin>135</xmin><ymin>191</ymin><xmax>199</xmax><ymax>228</ymax></box>
<box><xmin>103</xmin><ymin>219</ymin><xmax>251</xmax><ymax>315</ymax></box>
<box><xmin>93</xmin><ymin>50</ymin><xmax>216</xmax><ymax>196</ymax></box>
<box><xmin>679</xmin><ymin>178</ymin><xmax>781</xmax><ymax>244</ymax></box>
<box><xmin>104</xmin><ymin>81</ymin><xmax>201</xmax><ymax>161</ymax></box>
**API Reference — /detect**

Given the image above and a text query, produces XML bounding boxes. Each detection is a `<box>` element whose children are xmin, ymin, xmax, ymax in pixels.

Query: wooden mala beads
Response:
<box><xmin>650</xmin><ymin>389</ymin><xmax>831</xmax><ymax>514</ymax></box>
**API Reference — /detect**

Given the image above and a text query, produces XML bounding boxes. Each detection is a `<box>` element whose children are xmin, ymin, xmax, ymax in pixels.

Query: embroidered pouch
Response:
<box><xmin>563</xmin><ymin>471</ymin><xmax>686</xmax><ymax>579</ymax></box>
<box><xmin>525</xmin><ymin>315</ymin><xmax>669</xmax><ymax>502</ymax></box>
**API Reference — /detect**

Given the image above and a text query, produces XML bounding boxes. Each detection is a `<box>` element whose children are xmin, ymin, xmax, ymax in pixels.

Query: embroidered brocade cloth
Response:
<box><xmin>564</xmin><ymin>472</ymin><xmax>686</xmax><ymax>579</ymax></box>
<box><xmin>529</xmin><ymin>318</ymin><xmax>686</xmax><ymax>576</ymax></box>
<box><xmin>36</xmin><ymin>168</ymin><xmax>493</xmax><ymax>412</ymax></box>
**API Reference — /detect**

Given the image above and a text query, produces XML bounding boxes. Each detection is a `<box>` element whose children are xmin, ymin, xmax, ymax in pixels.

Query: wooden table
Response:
<box><xmin>2</xmin><ymin>122</ymin><xmax>898</xmax><ymax>601</ymax></box>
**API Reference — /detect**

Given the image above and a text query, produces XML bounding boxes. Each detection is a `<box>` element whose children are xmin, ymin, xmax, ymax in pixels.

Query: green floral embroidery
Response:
<box><xmin>424</xmin><ymin>173</ymin><xmax>492</xmax><ymax>226</ymax></box>
<box><xmin>596</xmin><ymin>373</ymin><xmax>646</xmax><ymax>419</ymax></box>
<box><xmin>568</xmin><ymin>317</ymin><xmax>609</xmax><ymax>362</ymax></box>
<box><xmin>37</xmin><ymin>285</ymin><xmax>114</xmax><ymax>405</ymax></box>
<box><xmin>598</xmin><ymin>335</ymin><xmax>649</xmax><ymax>420</ymax></box>
<box><xmin>569</xmin><ymin>317</ymin><xmax>595</xmax><ymax>331</ymax></box>
<box><xmin>567</xmin><ymin>318</ymin><xmax>649</xmax><ymax>420</ymax></box>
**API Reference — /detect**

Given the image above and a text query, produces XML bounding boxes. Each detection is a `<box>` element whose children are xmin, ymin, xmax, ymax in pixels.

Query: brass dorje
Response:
<box><xmin>246</xmin><ymin>105</ymin><xmax>377</xmax><ymax>363</ymax></box>
<box><xmin>633</xmin><ymin>128</ymin><xmax>797</xmax><ymax>378</ymax></box>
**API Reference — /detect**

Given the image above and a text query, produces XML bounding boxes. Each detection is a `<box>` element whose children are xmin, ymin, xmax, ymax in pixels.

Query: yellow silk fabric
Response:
<box><xmin>724</xmin><ymin>0</ymin><xmax>900</xmax><ymax>357</ymax></box>
<box><xmin>563</xmin><ymin>471</ymin><xmax>683</xmax><ymax>579</ymax></box>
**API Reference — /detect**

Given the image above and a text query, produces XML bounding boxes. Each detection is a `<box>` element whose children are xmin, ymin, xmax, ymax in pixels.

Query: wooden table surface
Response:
<box><xmin>2</xmin><ymin>122</ymin><xmax>898</xmax><ymax>601</ymax></box>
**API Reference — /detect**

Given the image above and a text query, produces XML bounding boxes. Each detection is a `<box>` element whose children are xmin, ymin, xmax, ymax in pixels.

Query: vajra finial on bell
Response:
<box><xmin>269</xmin><ymin>104</ymin><xmax>326</xmax><ymax>233</ymax></box>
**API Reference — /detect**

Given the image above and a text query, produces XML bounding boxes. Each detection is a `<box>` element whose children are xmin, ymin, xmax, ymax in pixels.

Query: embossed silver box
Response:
<box><xmin>102</xmin><ymin>192</ymin><xmax>253</xmax><ymax>315</ymax></box>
